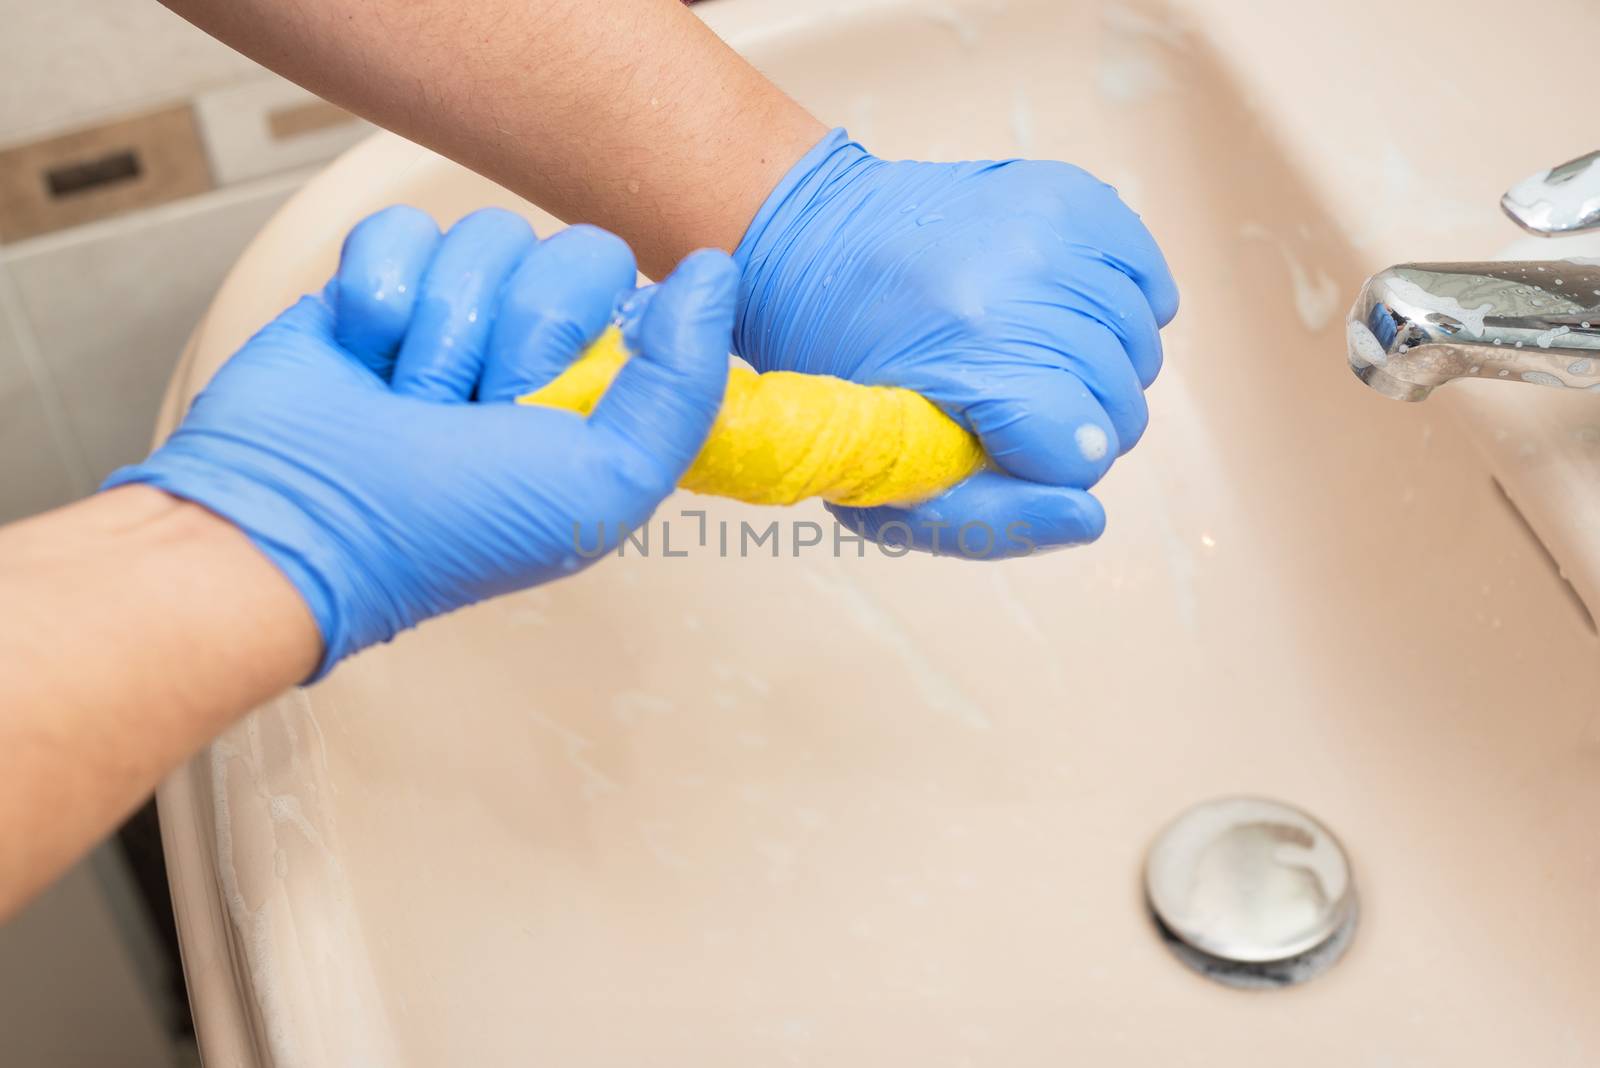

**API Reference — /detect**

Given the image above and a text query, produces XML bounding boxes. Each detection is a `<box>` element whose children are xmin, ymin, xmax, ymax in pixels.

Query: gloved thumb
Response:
<box><xmin>589</xmin><ymin>249</ymin><xmax>736</xmax><ymax>491</ymax></box>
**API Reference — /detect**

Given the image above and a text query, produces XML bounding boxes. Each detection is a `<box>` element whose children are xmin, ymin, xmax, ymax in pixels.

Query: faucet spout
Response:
<box><xmin>1501</xmin><ymin>150</ymin><xmax>1600</xmax><ymax>237</ymax></box>
<box><xmin>1346</xmin><ymin>262</ymin><xmax>1600</xmax><ymax>401</ymax></box>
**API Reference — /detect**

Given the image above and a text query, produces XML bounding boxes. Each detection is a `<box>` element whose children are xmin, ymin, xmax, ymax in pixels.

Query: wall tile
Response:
<box><xmin>0</xmin><ymin>0</ymin><xmax>259</xmax><ymax>147</ymax></box>
<box><xmin>6</xmin><ymin>174</ymin><xmax>302</xmax><ymax>484</ymax></box>
<box><xmin>196</xmin><ymin>77</ymin><xmax>373</xmax><ymax>187</ymax></box>
<box><xmin>0</xmin><ymin>265</ymin><xmax>82</xmax><ymax>524</ymax></box>
<box><xmin>0</xmin><ymin>104</ymin><xmax>214</xmax><ymax>243</ymax></box>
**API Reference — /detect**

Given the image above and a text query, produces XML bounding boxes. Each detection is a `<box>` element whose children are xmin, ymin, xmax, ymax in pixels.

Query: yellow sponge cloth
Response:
<box><xmin>517</xmin><ymin>326</ymin><xmax>985</xmax><ymax>507</ymax></box>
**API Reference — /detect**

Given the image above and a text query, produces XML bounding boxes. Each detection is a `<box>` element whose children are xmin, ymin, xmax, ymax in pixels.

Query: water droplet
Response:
<box><xmin>916</xmin><ymin>213</ymin><xmax>945</xmax><ymax>226</ymax></box>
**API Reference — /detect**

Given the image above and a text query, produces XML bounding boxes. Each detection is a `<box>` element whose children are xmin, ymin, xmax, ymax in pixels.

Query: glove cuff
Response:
<box><xmin>731</xmin><ymin>127</ymin><xmax>873</xmax><ymax>365</ymax></box>
<box><xmin>102</xmin><ymin>450</ymin><xmax>384</xmax><ymax>683</ymax></box>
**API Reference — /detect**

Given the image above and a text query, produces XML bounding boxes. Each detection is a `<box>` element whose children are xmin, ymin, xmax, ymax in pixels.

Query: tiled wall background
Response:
<box><xmin>0</xmin><ymin>1</ymin><xmax>256</xmax><ymax>146</ymax></box>
<box><xmin>0</xmin><ymin>0</ymin><xmax>372</xmax><ymax>525</ymax></box>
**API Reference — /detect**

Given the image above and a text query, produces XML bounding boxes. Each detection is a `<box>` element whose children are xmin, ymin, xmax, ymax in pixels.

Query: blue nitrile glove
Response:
<box><xmin>734</xmin><ymin>128</ymin><xmax>1180</xmax><ymax>556</ymax></box>
<box><xmin>104</xmin><ymin>206</ymin><xmax>737</xmax><ymax>678</ymax></box>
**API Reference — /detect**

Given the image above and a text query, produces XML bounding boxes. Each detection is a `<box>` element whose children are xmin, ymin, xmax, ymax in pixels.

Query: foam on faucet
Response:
<box><xmin>1380</xmin><ymin>275</ymin><xmax>1494</xmax><ymax>338</ymax></box>
<box><xmin>1535</xmin><ymin>325</ymin><xmax>1573</xmax><ymax>348</ymax></box>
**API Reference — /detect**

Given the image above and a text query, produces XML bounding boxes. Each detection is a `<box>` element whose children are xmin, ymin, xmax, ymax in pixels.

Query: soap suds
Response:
<box><xmin>1074</xmin><ymin>423</ymin><xmax>1110</xmax><ymax>461</ymax></box>
<box><xmin>1348</xmin><ymin>146</ymin><xmax>1480</xmax><ymax>248</ymax></box>
<box><xmin>986</xmin><ymin>567</ymin><xmax>1067</xmax><ymax>690</ymax></box>
<box><xmin>1010</xmin><ymin>85</ymin><xmax>1035</xmax><ymax>155</ymax></box>
<box><xmin>847</xmin><ymin>94</ymin><xmax>878</xmax><ymax>146</ymax></box>
<box><xmin>524</xmin><ymin>709</ymin><xmax>619</xmax><ymax>800</ymax></box>
<box><xmin>1240</xmin><ymin>223</ymin><xmax>1340</xmax><ymax>332</ymax></box>
<box><xmin>636</xmin><ymin>821</ymin><xmax>691</xmax><ymax>871</ymax></box>
<box><xmin>802</xmin><ymin>566</ymin><xmax>989</xmax><ymax>729</ymax></box>
<box><xmin>610</xmin><ymin>689</ymin><xmax>675</xmax><ymax>726</ymax></box>
<box><xmin>921</xmin><ymin>3</ymin><xmax>981</xmax><ymax>48</ymax></box>
<box><xmin>1380</xmin><ymin>274</ymin><xmax>1494</xmax><ymax>338</ymax></box>
<box><xmin>1104</xmin><ymin>3</ymin><xmax>1188</xmax><ymax>47</ymax></box>
<box><xmin>206</xmin><ymin>690</ymin><xmax>401</xmax><ymax>1067</ymax></box>
<box><xmin>1095</xmin><ymin>47</ymin><xmax>1172</xmax><ymax>104</ymax></box>
<box><xmin>1535</xmin><ymin>325</ymin><xmax>1572</xmax><ymax>348</ymax></box>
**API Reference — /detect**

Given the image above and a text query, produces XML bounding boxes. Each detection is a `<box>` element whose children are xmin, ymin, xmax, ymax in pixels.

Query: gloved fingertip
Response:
<box><xmin>390</xmin><ymin>208</ymin><xmax>537</xmax><ymax>402</ymax></box>
<box><xmin>333</xmin><ymin>205</ymin><xmax>442</xmax><ymax>377</ymax></box>
<box><xmin>478</xmin><ymin>224</ymin><xmax>639</xmax><ymax>402</ymax></box>
<box><xmin>628</xmin><ymin>249</ymin><xmax>738</xmax><ymax>368</ymax></box>
<box><xmin>450</xmin><ymin>205</ymin><xmax>537</xmax><ymax>243</ymax></box>
<box><xmin>1149</xmin><ymin>273</ymin><xmax>1181</xmax><ymax>328</ymax></box>
<box><xmin>552</xmin><ymin>223</ymin><xmax>636</xmax><ymax>269</ymax></box>
<box><xmin>967</xmin><ymin>375</ymin><xmax>1120</xmax><ymax>490</ymax></box>
<box><xmin>338</xmin><ymin>205</ymin><xmax>440</xmax><ymax>269</ymax></box>
<box><xmin>615</xmin><ymin>284</ymin><xmax>658</xmax><ymax>337</ymax></box>
<box><xmin>821</xmin><ymin>468</ymin><xmax>1109</xmax><ymax>559</ymax></box>
<box><xmin>1043</xmin><ymin>487</ymin><xmax>1107</xmax><ymax>546</ymax></box>
<box><xmin>587</xmin><ymin>249</ymin><xmax>736</xmax><ymax>490</ymax></box>
<box><xmin>667</xmin><ymin>247</ymin><xmax>740</xmax><ymax>295</ymax></box>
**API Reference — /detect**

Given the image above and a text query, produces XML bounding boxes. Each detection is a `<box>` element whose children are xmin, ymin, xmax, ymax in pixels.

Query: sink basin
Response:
<box><xmin>151</xmin><ymin>0</ymin><xmax>1600</xmax><ymax>1063</ymax></box>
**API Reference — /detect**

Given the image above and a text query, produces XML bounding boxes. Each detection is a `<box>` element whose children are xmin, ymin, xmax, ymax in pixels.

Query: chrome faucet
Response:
<box><xmin>1346</xmin><ymin>150</ymin><xmax>1600</xmax><ymax>401</ymax></box>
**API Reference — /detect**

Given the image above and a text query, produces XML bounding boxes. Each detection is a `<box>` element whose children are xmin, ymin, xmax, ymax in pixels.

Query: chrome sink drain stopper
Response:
<box><xmin>1144</xmin><ymin>796</ymin><xmax>1357</xmax><ymax>989</ymax></box>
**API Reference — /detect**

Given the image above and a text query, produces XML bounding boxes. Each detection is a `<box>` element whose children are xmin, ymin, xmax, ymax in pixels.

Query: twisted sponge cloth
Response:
<box><xmin>518</xmin><ymin>326</ymin><xmax>985</xmax><ymax>507</ymax></box>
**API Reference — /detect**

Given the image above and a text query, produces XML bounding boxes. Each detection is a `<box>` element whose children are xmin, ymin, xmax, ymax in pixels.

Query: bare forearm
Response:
<box><xmin>161</xmin><ymin>0</ymin><xmax>826</xmax><ymax>277</ymax></box>
<box><xmin>0</xmin><ymin>487</ymin><xmax>318</xmax><ymax>919</ymax></box>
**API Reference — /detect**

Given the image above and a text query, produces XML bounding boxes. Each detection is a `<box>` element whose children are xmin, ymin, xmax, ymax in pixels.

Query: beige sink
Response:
<box><xmin>151</xmin><ymin>0</ymin><xmax>1600</xmax><ymax>1063</ymax></box>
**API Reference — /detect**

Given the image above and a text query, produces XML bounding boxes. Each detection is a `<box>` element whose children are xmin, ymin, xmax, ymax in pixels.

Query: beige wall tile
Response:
<box><xmin>196</xmin><ymin>77</ymin><xmax>373</xmax><ymax>187</ymax></box>
<box><xmin>0</xmin><ymin>104</ymin><xmax>214</xmax><ymax>243</ymax></box>
<box><xmin>7</xmin><ymin>174</ymin><xmax>302</xmax><ymax>484</ymax></box>
<box><xmin>0</xmin><ymin>0</ymin><xmax>259</xmax><ymax>147</ymax></box>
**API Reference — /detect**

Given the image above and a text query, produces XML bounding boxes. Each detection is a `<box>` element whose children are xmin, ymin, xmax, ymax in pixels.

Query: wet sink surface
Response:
<box><xmin>155</xmin><ymin>1</ymin><xmax>1600</xmax><ymax>1064</ymax></box>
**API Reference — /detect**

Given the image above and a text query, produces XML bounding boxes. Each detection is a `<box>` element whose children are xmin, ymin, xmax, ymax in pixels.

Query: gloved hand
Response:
<box><xmin>105</xmin><ymin>206</ymin><xmax>737</xmax><ymax>678</ymax></box>
<box><xmin>734</xmin><ymin>128</ymin><xmax>1179</xmax><ymax>556</ymax></box>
